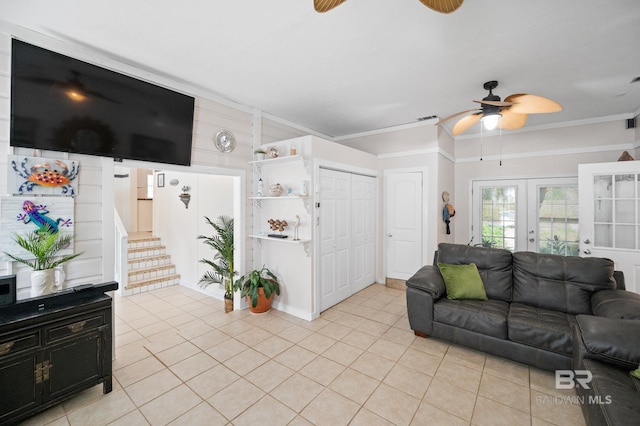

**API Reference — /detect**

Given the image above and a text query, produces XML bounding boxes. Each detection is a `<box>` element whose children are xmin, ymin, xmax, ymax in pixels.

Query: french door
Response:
<box><xmin>579</xmin><ymin>161</ymin><xmax>640</xmax><ymax>294</ymax></box>
<box><xmin>472</xmin><ymin>177</ymin><xmax>579</xmax><ymax>254</ymax></box>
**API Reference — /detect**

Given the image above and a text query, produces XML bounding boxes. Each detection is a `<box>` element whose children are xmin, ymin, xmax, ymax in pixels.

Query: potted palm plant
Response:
<box><xmin>4</xmin><ymin>229</ymin><xmax>82</xmax><ymax>297</ymax></box>
<box><xmin>198</xmin><ymin>215</ymin><xmax>235</xmax><ymax>312</ymax></box>
<box><xmin>234</xmin><ymin>266</ymin><xmax>280</xmax><ymax>314</ymax></box>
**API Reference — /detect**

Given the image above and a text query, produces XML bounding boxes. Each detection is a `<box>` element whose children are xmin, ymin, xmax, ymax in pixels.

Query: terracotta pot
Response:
<box><xmin>247</xmin><ymin>287</ymin><xmax>274</xmax><ymax>314</ymax></box>
<box><xmin>224</xmin><ymin>297</ymin><xmax>234</xmax><ymax>313</ymax></box>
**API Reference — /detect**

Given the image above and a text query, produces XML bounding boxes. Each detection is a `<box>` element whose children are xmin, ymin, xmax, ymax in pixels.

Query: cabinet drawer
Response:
<box><xmin>0</xmin><ymin>330</ymin><xmax>40</xmax><ymax>358</ymax></box>
<box><xmin>46</xmin><ymin>314</ymin><xmax>105</xmax><ymax>343</ymax></box>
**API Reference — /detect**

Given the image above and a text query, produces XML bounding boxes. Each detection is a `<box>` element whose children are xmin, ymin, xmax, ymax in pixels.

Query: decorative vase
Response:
<box><xmin>31</xmin><ymin>266</ymin><xmax>65</xmax><ymax>298</ymax></box>
<box><xmin>247</xmin><ymin>288</ymin><xmax>274</xmax><ymax>314</ymax></box>
<box><xmin>179</xmin><ymin>193</ymin><xmax>191</xmax><ymax>208</ymax></box>
<box><xmin>255</xmin><ymin>153</ymin><xmax>266</xmax><ymax>161</ymax></box>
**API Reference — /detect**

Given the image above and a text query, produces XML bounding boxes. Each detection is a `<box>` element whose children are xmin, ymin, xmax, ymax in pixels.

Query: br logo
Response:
<box><xmin>556</xmin><ymin>370</ymin><xmax>593</xmax><ymax>389</ymax></box>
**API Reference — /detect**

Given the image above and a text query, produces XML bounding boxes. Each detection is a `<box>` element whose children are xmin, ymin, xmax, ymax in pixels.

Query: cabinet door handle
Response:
<box><xmin>0</xmin><ymin>341</ymin><xmax>14</xmax><ymax>355</ymax></box>
<box><xmin>68</xmin><ymin>320</ymin><xmax>87</xmax><ymax>333</ymax></box>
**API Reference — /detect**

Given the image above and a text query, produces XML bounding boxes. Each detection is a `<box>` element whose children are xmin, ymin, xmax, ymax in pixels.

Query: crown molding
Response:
<box><xmin>455</xmin><ymin>142</ymin><xmax>634</xmax><ymax>163</ymax></box>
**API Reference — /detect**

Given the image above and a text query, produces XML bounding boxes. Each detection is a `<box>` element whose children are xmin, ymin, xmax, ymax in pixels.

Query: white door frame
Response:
<box><xmin>382</xmin><ymin>167</ymin><xmax>430</xmax><ymax>282</ymax></box>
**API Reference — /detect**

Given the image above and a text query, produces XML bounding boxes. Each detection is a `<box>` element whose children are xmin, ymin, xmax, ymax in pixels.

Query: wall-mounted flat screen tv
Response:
<box><xmin>10</xmin><ymin>39</ymin><xmax>195</xmax><ymax>166</ymax></box>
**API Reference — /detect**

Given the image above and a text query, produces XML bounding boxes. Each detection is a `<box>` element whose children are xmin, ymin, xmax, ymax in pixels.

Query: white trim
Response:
<box><xmin>454</xmin><ymin>114</ymin><xmax>634</xmax><ymax>140</ymax></box>
<box><xmin>376</xmin><ymin>146</ymin><xmax>455</xmax><ymax>163</ymax></box>
<box><xmin>334</xmin><ymin>118</ymin><xmax>439</xmax><ymax>141</ymax></box>
<box><xmin>260</xmin><ymin>111</ymin><xmax>333</xmax><ymax>141</ymax></box>
<box><xmin>456</xmin><ymin>143</ymin><xmax>634</xmax><ymax>163</ymax></box>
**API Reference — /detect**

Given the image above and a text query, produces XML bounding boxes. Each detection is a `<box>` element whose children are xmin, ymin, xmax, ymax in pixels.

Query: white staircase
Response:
<box><xmin>124</xmin><ymin>234</ymin><xmax>180</xmax><ymax>294</ymax></box>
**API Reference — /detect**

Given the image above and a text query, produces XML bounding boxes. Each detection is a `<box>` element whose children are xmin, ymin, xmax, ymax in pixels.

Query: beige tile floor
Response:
<box><xmin>20</xmin><ymin>284</ymin><xmax>587</xmax><ymax>426</ymax></box>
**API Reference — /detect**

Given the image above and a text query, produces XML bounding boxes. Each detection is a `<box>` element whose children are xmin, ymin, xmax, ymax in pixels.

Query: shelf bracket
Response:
<box><xmin>303</xmin><ymin>241</ymin><xmax>311</xmax><ymax>257</ymax></box>
<box><xmin>302</xmin><ymin>157</ymin><xmax>311</xmax><ymax>175</ymax></box>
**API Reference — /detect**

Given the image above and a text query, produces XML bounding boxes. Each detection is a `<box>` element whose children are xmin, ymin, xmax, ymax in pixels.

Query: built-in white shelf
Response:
<box><xmin>250</xmin><ymin>234</ymin><xmax>311</xmax><ymax>256</ymax></box>
<box><xmin>250</xmin><ymin>195</ymin><xmax>310</xmax><ymax>213</ymax></box>
<box><xmin>250</xmin><ymin>155</ymin><xmax>310</xmax><ymax>174</ymax></box>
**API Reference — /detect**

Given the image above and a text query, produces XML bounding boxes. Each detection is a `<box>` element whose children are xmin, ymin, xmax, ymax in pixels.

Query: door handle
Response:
<box><xmin>583</xmin><ymin>249</ymin><xmax>591</xmax><ymax>255</ymax></box>
<box><xmin>387</xmin><ymin>233</ymin><xmax>393</xmax><ymax>238</ymax></box>
<box><xmin>529</xmin><ymin>238</ymin><xmax>534</xmax><ymax>242</ymax></box>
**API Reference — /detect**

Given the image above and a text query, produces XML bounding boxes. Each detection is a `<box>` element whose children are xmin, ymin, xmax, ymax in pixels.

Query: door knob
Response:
<box><xmin>583</xmin><ymin>249</ymin><xmax>591</xmax><ymax>255</ymax></box>
<box><xmin>529</xmin><ymin>238</ymin><xmax>535</xmax><ymax>242</ymax></box>
<box><xmin>387</xmin><ymin>233</ymin><xmax>393</xmax><ymax>237</ymax></box>
<box><xmin>583</xmin><ymin>238</ymin><xmax>590</xmax><ymax>244</ymax></box>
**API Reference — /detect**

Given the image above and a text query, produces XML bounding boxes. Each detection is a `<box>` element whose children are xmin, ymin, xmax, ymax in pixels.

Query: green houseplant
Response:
<box><xmin>4</xmin><ymin>229</ymin><xmax>82</xmax><ymax>297</ymax></box>
<box><xmin>234</xmin><ymin>266</ymin><xmax>280</xmax><ymax>314</ymax></box>
<box><xmin>198</xmin><ymin>215</ymin><xmax>235</xmax><ymax>312</ymax></box>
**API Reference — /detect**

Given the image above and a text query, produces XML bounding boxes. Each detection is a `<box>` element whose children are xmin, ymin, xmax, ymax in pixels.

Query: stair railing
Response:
<box><xmin>114</xmin><ymin>208</ymin><xmax>128</xmax><ymax>294</ymax></box>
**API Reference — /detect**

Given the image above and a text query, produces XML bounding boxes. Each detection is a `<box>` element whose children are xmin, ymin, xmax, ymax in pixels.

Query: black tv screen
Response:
<box><xmin>10</xmin><ymin>39</ymin><xmax>195</xmax><ymax>166</ymax></box>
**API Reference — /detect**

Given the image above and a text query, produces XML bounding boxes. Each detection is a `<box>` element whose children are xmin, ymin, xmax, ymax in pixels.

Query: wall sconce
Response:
<box><xmin>179</xmin><ymin>185</ymin><xmax>191</xmax><ymax>209</ymax></box>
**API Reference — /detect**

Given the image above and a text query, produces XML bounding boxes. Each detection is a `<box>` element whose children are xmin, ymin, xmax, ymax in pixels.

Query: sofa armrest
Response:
<box><xmin>406</xmin><ymin>265</ymin><xmax>446</xmax><ymax>299</ymax></box>
<box><xmin>613</xmin><ymin>270</ymin><xmax>625</xmax><ymax>290</ymax></box>
<box><xmin>573</xmin><ymin>314</ymin><xmax>640</xmax><ymax>371</ymax></box>
<box><xmin>591</xmin><ymin>289</ymin><xmax>640</xmax><ymax>319</ymax></box>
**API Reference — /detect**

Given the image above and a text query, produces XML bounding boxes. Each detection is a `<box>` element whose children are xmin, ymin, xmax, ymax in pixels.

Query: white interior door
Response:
<box><xmin>385</xmin><ymin>171</ymin><xmax>422</xmax><ymax>280</ymax></box>
<box><xmin>579</xmin><ymin>162</ymin><xmax>640</xmax><ymax>294</ymax></box>
<box><xmin>319</xmin><ymin>169</ymin><xmax>352</xmax><ymax>311</ymax></box>
<box><xmin>352</xmin><ymin>174</ymin><xmax>376</xmax><ymax>292</ymax></box>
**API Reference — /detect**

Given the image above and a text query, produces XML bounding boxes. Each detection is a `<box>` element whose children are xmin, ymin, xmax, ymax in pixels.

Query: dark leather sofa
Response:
<box><xmin>572</xmin><ymin>292</ymin><xmax>640</xmax><ymax>425</ymax></box>
<box><xmin>406</xmin><ymin>243</ymin><xmax>640</xmax><ymax>425</ymax></box>
<box><xmin>406</xmin><ymin>243</ymin><xmax>634</xmax><ymax>370</ymax></box>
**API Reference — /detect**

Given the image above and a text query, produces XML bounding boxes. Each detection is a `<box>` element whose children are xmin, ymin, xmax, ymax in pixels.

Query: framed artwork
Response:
<box><xmin>157</xmin><ymin>173</ymin><xmax>165</xmax><ymax>188</ymax></box>
<box><xmin>8</xmin><ymin>155</ymin><xmax>80</xmax><ymax>197</ymax></box>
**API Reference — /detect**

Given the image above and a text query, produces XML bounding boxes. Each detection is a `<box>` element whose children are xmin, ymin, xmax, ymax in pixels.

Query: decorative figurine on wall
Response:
<box><xmin>442</xmin><ymin>191</ymin><xmax>455</xmax><ymax>235</ymax></box>
<box><xmin>0</xmin><ymin>196</ymin><xmax>75</xmax><ymax>258</ymax></box>
<box><xmin>9</xmin><ymin>155</ymin><xmax>80</xmax><ymax>197</ymax></box>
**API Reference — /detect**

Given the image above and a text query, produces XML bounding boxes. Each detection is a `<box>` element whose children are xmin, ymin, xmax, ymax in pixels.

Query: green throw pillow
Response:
<box><xmin>437</xmin><ymin>262</ymin><xmax>488</xmax><ymax>301</ymax></box>
<box><xmin>631</xmin><ymin>365</ymin><xmax>640</xmax><ymax>379</ymax></box>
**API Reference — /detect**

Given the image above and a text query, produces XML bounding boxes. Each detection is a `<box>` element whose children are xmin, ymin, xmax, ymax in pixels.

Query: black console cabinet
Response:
<box><xmin>0</xmin><ymin>283</ymin><xmax>116</xmax><ymax>425</ymax></box>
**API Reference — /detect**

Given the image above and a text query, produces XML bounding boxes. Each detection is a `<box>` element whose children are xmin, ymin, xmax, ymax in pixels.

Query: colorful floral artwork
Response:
<box><xmin>8</xmin><ymin>155</ymin><xmax>80</xmax><ymax>197</ymax></box>
<box><xmin>0</xmin><ymin>196</ymin><xmax>75</xmax><ymax>260</ymax></box>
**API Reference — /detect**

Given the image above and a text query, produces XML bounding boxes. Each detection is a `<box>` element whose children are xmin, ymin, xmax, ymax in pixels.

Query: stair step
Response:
<box><xmin>128</xmin><ymin>237</ymin><xmax>162</xmax><ymax>249</ymax></box>
<box><xmin>127</xmin><ymin>245</ymin><xmax>166</xmax><ymax>259</ymax></box>
<box><xmin>128</xmin><ymin>254</ymin><xmax>172</xmax><ymax>270</ymax></box>
<box><xmin>128</xmin><ymin>264</ymin><xmax>176</xmax><ymax>281</ymax></box>
<box><xmin>126</xmin><ymin>273</ymin><xmax>181</xmax><ymax>290</ymax></box>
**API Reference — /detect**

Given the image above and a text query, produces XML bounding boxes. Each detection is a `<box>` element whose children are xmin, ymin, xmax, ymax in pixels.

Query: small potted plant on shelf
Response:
<box><xmin>234</xmin><ymin>265</ymin><xmax>280</xmax><ymax>314</ymax></box>
<box><xmin>4</xmin><ymin>228</ymin><xmax>83</xmax><ymax>297</ymax></box>
<box><xmin>254</xmin><ymin>149</ymin><xmax>267</xmax><ymax>161</ymax></box>
<box><xmin>198</xmin><ymin>215</ymin><xmax>235</xmax><ymax>312</ymax></box>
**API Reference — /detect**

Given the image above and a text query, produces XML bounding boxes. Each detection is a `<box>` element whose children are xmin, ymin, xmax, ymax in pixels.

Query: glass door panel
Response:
<box><xmin>530</xmin><ymin>179</ymin><xmax>579</xmax><ymax>256</ymax></box>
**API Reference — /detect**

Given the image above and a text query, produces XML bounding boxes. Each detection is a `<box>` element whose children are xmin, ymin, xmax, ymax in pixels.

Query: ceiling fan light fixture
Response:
<box><xmin>481</xmin><ymin>113</ymin><xmax>501</xmax><ymax>131</ymax></box>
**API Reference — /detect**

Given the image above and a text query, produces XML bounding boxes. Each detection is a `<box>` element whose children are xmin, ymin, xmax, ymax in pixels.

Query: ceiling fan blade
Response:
<box><xmin>452</xmin><ymin>113</ymin><xmax>481</xmax><ymax>135</ymax></box>
<box><xmin>314</xmin><ymin>0</ymin><xmax>347</xmax><ymax>12</ymax></box>
<box><xmin>473</xmin><ymin>99</ymin><xmax>513</xmax><ymax>107</ymax></box>
<box><xmin>498</xmin><ymin>109</ymin><xmax>528</xmax><ymax>130</ymax></box>
<box><xmin>435</xmin><ymin>108</ymin><xmax>480</xmax><ymax>126</ymax></box>
<box><xmin>418</xmin><ymin>0</ymin><xmax>464</xmax><ymax>14</ymax></box>
<box><xmin>504</xmin><ymin>94</ymin><xmax>563</xmax><ymax>114</ymax></box>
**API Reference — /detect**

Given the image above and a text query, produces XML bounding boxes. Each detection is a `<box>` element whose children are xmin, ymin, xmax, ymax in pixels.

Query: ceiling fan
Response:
<box><xmin>314</xmin><ymin>0</ymin><xmax>463</xmax><ymax>14</ymax></box>
<box><xmin>436</xmin><ymin>81</ymin><xmax>563</xmax><ymax>136</ymax></box>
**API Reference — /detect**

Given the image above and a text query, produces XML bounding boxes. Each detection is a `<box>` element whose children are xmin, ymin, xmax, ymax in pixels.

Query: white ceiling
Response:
<box><xmin>2</xmin><ymin>0</ymin><xmax>640</xmax><ymax>140</ymax></box>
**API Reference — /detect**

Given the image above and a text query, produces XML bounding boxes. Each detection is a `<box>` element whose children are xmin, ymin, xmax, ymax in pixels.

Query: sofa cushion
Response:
<box><xmin>591</xmin><ymin>289</ymin><xmax>640</xmax><ymax>320</ymax></box>
<box><xmin>512</xmin><ymin>252</ymin><xmax>615</xmax><ymax>315</ymax></box>
<box><xmin>436</xmin><ymin>243</ymin><xmax>513</xmax><ymax>301</ymax></box>
<box><xmin>437</xmin><ymin>262</ymin><xmax>487</xmax><ymax>301</ymax></box>
<box><xmin>508</xmin><ymin>303</ymin><xmax>576</xmax><ymax>355</ymax></box>
<box><xmin>575</xmin><ymin>315</ymin><xmax>640</xmax><ymax>370</ymax></box>
<box><xmin>434</xmin><ymin>298</ymin><xmax>509</xmax><ymax>339</ymax></box>
<box><xmin>579</xmin><ymin>359</ymin><xmax>640</xmax><ymax>426</ymax></box>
